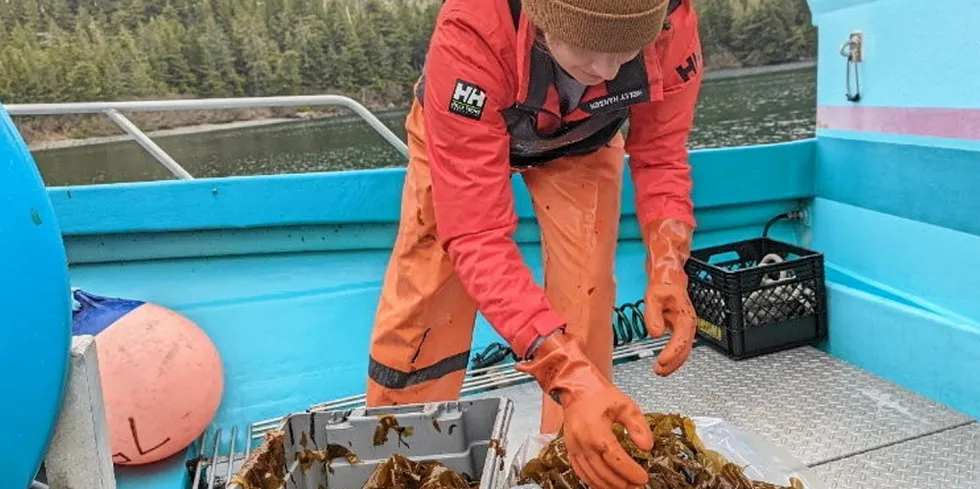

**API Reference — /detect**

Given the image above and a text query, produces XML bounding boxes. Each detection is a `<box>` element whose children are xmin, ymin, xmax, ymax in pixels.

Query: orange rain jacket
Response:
<box><xmin>414</xmin><ymin>0</ymin><xmax>702</xmax><ymax>358</ymax></box>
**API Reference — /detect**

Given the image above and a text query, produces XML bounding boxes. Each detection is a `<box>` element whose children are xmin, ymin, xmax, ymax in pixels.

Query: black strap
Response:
<box><xmin>508</xmin><ymin>0</ymin><xmax>521</xmax><ymax>29</ymax></box>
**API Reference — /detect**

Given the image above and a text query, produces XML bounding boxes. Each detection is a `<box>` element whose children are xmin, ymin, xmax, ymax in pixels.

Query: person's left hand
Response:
<box><xmin>642</xmin><ymin>218</ymin><xmax>697</xmax><ymax>376</ymax></box>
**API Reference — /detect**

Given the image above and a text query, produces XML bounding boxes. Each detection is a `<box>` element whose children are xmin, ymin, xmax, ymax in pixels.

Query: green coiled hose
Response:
<box><xmin>470</xmin><ymin>299</ymin><xmax>649</xmax><ymax>369</ymax></box>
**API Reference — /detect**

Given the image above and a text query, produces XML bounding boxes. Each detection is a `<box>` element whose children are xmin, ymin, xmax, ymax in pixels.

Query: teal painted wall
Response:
<box><xmin>811</xmin><ymin>0</ymin><xmax>980</xmax><ymax>110</ymax></box>
<box><xmin>808</xmin><ymin>0</ymin><xmax>980</xmax><ymax>421</ymax></box>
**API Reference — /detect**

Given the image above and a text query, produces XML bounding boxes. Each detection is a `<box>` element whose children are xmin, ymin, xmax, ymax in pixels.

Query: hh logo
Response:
<box><xmin>675</xmin><ymin>52</ymin><xmax>702</xmax><ymax>82</ymax></box>
<box><xmin>448</xmin><ymin>79</ymin><xmax>486</xmax><ymax>120</ymax></box>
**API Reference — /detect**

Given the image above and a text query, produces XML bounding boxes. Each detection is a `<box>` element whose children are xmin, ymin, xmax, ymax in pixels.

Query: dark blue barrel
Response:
<box><xmin>0</xmin><ymin>105</ymin><xmax>72</xmax><ymax>488</ymax></box>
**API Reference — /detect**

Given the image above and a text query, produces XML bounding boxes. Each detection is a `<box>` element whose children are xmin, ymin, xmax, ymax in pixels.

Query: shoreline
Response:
<box><xmin>27</xmin><ymin>60</ymin><xmax>815</xmax><ymax>153</ymax></box>
<box><xmin>27</xmin><ymin>116</ymin><xmax>319</xmax><ymax>152</ymax></box>
<box><xmin>702</xmin><ymin>60</ymin><xmax>815</xmax><ymax>81</ymax></box>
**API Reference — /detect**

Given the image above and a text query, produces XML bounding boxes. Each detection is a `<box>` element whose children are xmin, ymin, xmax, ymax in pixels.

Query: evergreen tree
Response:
<box><xmin>0</xmin><ymin>45</ymin><xmax>39</xmax><ymax>102</ymax></box>
<box><xmin>113</xmin><ymin>27</ymin><xmax>161</xmax><ymax>97</ymax></box>
<box><xmin>139</xmin><ymin>9</ymin><xmax>193</xmax><ymax>94</ymax></box>
<box><xmin>698</xmin><ymin>0</ymin><xmax>734</xmax><ymax>49</ymax></box>
<box><xmin>336</xmin><ymin>20</ymin><xmax>370</xmax><ymax>94</ymax></box>
<box><xmin>47</xmin><ymin>0</ymin><xmax>76</xmax><ymax>32</ymax></box>
<box><xmin>229</xmin><ymin>5</ymin><xmax>277</xmax><ymax>96</ymax></box>
<box><xmin>273</xmin><ymin>50</ymin><xmax>302</xmax><ymax>95</ymax></box>
<box><xmin>296</xmin><ymin>14</ymin><xmax>331</xmax><ymax>93</ymax></box>
<box><xmin>731</xmin><ymin>0</ymin><xmax>795</xmax><ymax>66</ymax></box>
<box><xmin>186</xmin><ymin>7</ymin><xmax>241</xmax><ymax>96</ymax></box>
<box><xmin>11</xmin><ymin>0</ymin><xmax>41</xmax><ymax>30</ymax></box>
<box><xmin>67</xmin><ymin>61</ymin><xmax>102</xmax><ymax>100</ymax></box>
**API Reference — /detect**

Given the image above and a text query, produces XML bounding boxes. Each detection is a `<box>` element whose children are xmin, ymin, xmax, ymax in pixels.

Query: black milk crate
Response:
<box><xmin>684</xmin><ymin>237</ymin><xmax>827</xmax><ymax>360</ymax></box>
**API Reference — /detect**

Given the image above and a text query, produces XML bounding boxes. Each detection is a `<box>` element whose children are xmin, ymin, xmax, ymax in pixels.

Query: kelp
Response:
<box><xmin>361</xmin><ymin>453</ymin><xmax>479</xmax><ymax>489</ymax></box>
<box><xmin>361</xmin><ymin>414</ymin><xmax>480</xmax><ymax>489</ymax></box>
<box><xmin>229</xmin><ymin>415</ymin><xmax>480</xmax><ymax>489</ymax></box>
<box><xmin>517</xmin><ymin>413</ymin><xmax>806</xmax><ymax>489</ymax></box>
<box><xmin>375</xmin><ymin>414</ymin><xmax>416</xmax><ymax>447</ymax></box>
<box><xmin>227</xmin><ymin>430</ymin><xmax>287</xmax><ymax>489</ymax></box>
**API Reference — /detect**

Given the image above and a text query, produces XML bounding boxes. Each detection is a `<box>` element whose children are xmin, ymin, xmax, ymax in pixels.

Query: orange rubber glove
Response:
<box><xmin>516</xmin><ymin>332</ymin><xmax>654</xmax><ymax>489</ymax></box>
<box><xmin>643</xmin><ymin>218</ymin><xmax>697</xmax><ymax>377</ymax></box>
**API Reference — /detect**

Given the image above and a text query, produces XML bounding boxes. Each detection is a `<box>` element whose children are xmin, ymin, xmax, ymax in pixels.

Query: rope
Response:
<box><xmin>70</xmin><ymin>287</ymin><xmax>81</xmax><ymax>312</ymax></box>
<box><xmin>469</xmin><ymin>341</ymin><xmax>519</xmax><ymax>368</ymax></box>
<box><xmin>470</xmin><ymin>299</ymin><xmax>651</xmax><ymax>369</ymax></box>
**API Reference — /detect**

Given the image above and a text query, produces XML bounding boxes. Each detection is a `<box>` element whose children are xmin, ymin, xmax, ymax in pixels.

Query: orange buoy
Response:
<box><xmin>72</xmin><ymin>289</ymin><xmax>224</xmax><ymax>465</ymax></box>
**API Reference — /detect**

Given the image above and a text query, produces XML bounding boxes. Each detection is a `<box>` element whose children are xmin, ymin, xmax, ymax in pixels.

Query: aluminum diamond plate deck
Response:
<box><xmin>810</xmin><ymin>423</ymin><xmax>980</xmax><ymax>489</ymax></box>
<box><xmin>613</xmin><ymin>346</ymin><xmax>972</xmax><ymax>466</ymax></box>
<box><xmin>477</xmin><ymin>345</ymin><xmax>973</xmax><ymax>469</ymax></box>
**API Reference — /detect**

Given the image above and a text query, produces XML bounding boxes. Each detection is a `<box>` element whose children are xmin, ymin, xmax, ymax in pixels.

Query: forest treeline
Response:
<box><xmin>0</xmin><ymin>0</ymin><xmax>815</xmax><ymax>143</ymax></box>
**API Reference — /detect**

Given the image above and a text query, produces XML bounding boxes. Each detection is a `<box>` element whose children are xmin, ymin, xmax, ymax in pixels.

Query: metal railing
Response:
<box><xmin>5</xmin><ymin>95</ymin><xmax>409</xmax><ymax>180</ymax></box>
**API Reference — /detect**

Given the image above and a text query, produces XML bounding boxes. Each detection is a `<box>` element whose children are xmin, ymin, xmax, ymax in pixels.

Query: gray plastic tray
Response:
<box><xmin>230</xmin><ymin>397</ymin><xmax>514</xmax><ymax>489</ymax></box>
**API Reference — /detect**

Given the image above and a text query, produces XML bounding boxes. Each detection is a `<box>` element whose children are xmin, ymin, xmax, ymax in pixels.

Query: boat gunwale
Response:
<box><xmin>45</xmin><ymin>138</ymin><xmax>818</xmax><ymax>237</ymax></box>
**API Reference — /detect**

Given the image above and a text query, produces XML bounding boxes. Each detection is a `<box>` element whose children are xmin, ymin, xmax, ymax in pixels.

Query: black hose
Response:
<box><xmin>470</xmin><ymin>299</ymin><xmax>650</xmax><ymax>369</ymax></box>
<box><xmin>762</xmin><ymin>210</ymin><xmax>804</xmax><ymax>238</ymax></box>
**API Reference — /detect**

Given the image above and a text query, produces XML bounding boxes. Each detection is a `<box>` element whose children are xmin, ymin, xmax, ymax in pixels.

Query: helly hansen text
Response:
<box><xmin>586</xmin><ymin>90</ymin><xmax>645</xmax><ymax>111</ymax></box>
<box><xmin>449</xmin><ymin>80</ymin><xmax>487</xmax><ymax>120</ymax></box>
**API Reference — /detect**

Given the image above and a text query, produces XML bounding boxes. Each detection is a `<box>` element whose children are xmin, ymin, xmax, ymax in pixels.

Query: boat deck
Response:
<box><xmin>472</xmin><ymin>345</ymin><xmax>979</xmax><ymax>489</ymax></box>
<box><xmin>197</xmin><ymin>343</ymin><xmax>979</xmax><ymax>489</ymax></box>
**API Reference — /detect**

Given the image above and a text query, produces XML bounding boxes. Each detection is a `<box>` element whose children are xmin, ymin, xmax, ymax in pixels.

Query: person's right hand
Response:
<box><xmin>516</xmin><ymin>331</ymin><xmax>654</xmax><ymax>489</ymax></box>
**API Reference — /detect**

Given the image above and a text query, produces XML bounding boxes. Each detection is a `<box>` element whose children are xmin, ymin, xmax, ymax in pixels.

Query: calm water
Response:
<box><xmin>32</xmin><ymin>67</ymin><xmax>816</xmax><ymax>187</ymax></box>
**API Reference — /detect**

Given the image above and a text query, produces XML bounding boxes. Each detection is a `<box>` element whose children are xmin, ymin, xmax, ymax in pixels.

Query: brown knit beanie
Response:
<box><xmin>523</xmin><ymin>0</ymin><xmax>671</xmax><ymax>53</ymax></box>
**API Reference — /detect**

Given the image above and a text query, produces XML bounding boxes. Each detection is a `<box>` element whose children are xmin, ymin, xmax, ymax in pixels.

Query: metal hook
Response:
<box><xmin>840</xmin><ymin>31</ymin><xmax>863</xmax><ymax>103</ymax></box>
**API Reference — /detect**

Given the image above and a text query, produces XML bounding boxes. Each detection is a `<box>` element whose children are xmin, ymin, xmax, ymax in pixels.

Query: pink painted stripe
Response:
<box><xmin>817</xmin><ymin>105</ymin><xmax>980</xmax><ymax>140</ymax></box>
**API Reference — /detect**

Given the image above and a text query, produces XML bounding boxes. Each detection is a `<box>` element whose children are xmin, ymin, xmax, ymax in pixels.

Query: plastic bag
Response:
<box><xmin>507</xmin><ymin>433</ymin><xmax>555</xmax><ymax>488</ymax></box>
<box><xmin>506</xmin><ymin>416</ymin><xmax>827</xmax><ymax>489</ymax></box>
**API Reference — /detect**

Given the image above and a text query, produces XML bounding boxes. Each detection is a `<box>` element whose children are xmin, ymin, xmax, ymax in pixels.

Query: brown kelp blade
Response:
<box><xmin>517</xmin><ymin>413</ymin><xmax>806</xmax><ymax>489</ymax></box>
<box><xmin>361</xmin><ymin>454</ymin><xmax>478</xmax><ymax>489</ymax></box>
